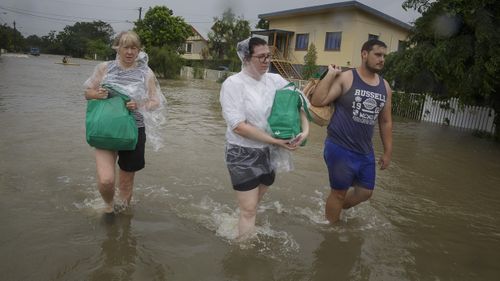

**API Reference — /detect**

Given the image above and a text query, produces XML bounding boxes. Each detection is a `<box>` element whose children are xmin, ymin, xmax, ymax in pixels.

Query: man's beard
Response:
<box><xmin>365</xmin><ymin>61</ymin><xmax>382</xmax><ymax>74</ymax></box>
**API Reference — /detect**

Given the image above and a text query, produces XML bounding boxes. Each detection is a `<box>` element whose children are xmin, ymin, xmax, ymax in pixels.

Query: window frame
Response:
<box><xmin>295</xmin><ymin>33</ymin><xmax>309</xmax><ymax>51</ymax></box>
<box><xmin>324</xmin><ymin>32</ymin><xmax>342</xmax><ymax>51</ymax></box>
<box><xmin>185</xmin><ymin>42</ymin><xmax>193</xmax><ymax>54</ymax></box>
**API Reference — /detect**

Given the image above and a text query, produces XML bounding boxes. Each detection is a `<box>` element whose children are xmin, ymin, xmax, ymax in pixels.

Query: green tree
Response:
<box><xmin>134</xmin><ymin>6</ymin><xmax>192</xmax><ymax>49</ymax></box>
<box><xmin>133</xmin><ymin>6</ymin><xmax>191</xmax><ymax>78</ymax></box>
<box><xmin>0</xmin><ymin>24</ymin><xmax>15</xmax><ymax>51</ymax></box>
<box><xmin>40</xmin><ymin>30</ymin><xmax>64</xmax><ymax>54</ymax></box>
<box><xmin>0</xmin><ymin>24</ymin><xmax>24</xmax><ymax>52</ymax></box>
<box><xmin>256</xmin><ymin>18</ymin><xmax>269</xmax><ymax>29</ymax></box>
<box><xmin>58</xmin><ymin>21</ymin><xmax>114</xmax><ymax>58</ymax></box>
<box><xmin>207</xmin><ymin>8</ymin><xmax>251</xmax><ymax>71</ymax></box>
<box><xmin>384</xmin><ymin>0</ymin><xmax>500</xmax><ymax>138</ymax></box>
<box><xmin>86</xmin><ymin>39</ymin><xmax>114</xmax><ymax>60</ymax></box>
<box><xmin>148</xmin><ymin>45</ymin><xmax>185</xmax><ymax>79</ymax></box>
<box><xmin>25</xmin><ymin>35</ymin><xmax>43</xmax><ymax>51</ymax></box>
<box><xmin>302</xmin><ymin>43</ymin><xmax>319</xmax><ymax>79</ymax></box>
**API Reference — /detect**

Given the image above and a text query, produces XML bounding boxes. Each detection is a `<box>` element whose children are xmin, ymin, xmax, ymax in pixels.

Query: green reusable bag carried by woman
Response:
<box><xmin>85</xmin><ymin>83</ymin><xmax>138</xmax><ymax>151</ymax></box>
<box><xmin>268</xmin><ymin>82</ymin><xmax>312</xmax><ymax>142</ymax></box>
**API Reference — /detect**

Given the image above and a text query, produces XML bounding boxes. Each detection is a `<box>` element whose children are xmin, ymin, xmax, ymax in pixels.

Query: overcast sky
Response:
<box><xmin>0</xmin><ymin>0</ymin><xmax>420</xmax><ymax>38</ymax></box>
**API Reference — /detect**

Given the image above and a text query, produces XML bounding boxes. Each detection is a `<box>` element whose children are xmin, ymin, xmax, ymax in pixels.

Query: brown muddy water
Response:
<box><xmin>1</xmin><ymin>54</ymin><xmax>499</xmax><ymax>281</ymax></box>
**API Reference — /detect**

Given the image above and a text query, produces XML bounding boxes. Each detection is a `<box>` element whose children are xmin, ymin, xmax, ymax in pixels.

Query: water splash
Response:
<box><xmin>173</xmin><ymin>196</ymin><xmax>301</xmax><ymax>258</ymax></box>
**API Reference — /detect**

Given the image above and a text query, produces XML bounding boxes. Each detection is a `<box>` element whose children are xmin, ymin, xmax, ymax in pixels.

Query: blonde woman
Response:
<box><xmin>84</xmin><ymin>31</ymin><xmax>166</xmax><ymax>215</ymax></box>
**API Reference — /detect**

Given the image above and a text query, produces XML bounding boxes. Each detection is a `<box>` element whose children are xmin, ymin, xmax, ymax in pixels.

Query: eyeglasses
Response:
<box><xmin>252</xmin><ymin>53</ymin><xmax>272</xmax><ymax>63</ymax></box>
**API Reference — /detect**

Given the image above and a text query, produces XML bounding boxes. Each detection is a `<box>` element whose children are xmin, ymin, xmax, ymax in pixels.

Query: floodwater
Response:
<box><xmin>1</xmin><ymin>54</ymin><xmax>499</xmax><ymax>281</ymax></box>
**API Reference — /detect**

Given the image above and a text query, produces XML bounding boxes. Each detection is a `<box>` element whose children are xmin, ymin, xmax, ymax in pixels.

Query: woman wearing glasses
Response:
<box><xmin>219</xmin><ymin>37</ymin><xmax>309</xmax><ymax>240</ymax></box>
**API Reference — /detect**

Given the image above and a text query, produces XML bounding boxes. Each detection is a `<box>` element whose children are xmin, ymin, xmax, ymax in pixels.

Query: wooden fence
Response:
<box><xmin>393</xmin><ymin>92</ymin><xmax>496</xmax><ymax>134</ymax></box>
<box><xmin>421</xmin><ymin>95</ymin><xmax>496</xmax><ymax>133</ymax></box>
<box><xmin>392</xmin><ymin>92</ymin><xmax>425</xmax><ymax>121</ymax></box>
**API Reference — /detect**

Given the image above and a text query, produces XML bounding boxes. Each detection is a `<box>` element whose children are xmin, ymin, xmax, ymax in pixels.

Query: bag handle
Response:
<box><xmin>283</xmin><ymin>82</ymin><xmax>313</xmax><ymax>122</ymax></box>
<box><xmin>283</xmin><ymin>82</ymin><xmax>297</xmax><ymax>91</ymax></box>
<box><xmin>298</xmin><ymin>92</ymin><xmax>313</xmax><ymax>122</ymax></box>
<box><xmin>101</xmin><ymin>83</ymin><xmax>131</xmax><ymax>102</ymax></box>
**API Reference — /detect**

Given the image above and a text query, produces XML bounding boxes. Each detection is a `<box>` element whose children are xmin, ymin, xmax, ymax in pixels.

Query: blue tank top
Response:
<box><xmin>327</xmin><ymin>69</ymin><xmax>387</xmax><ymax>154</ymax></box>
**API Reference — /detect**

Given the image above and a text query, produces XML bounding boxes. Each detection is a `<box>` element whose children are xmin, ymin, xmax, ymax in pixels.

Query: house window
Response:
<box><xmin>295</xmin><ymin>34</ymin><xmax>309</xmax><ymax>50</ymax></box>
<box><xmin>185</xmin><ymin>42</ymin><xmax>193</xmax><ymax>53</ymax></box>
<box><xmin>325</xmin><ymin>32</ymin><xmax>342</xmax><ymax>51</ymax></box>
<box><xmin>368</xmin><ymin>34</ymin><xmax>379</xmax><ymax>40</ymax></box>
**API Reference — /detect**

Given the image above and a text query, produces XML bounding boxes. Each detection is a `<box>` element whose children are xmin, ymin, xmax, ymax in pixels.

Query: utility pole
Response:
<box><xmin>13</xmin><ymin>20</ymin><xmax>16</xmax><ymax>52</ymax></box>
<box><xmin>138</xmin><ymin>7</ymin><xmax>142</xmax><ymax>21</ymax></box>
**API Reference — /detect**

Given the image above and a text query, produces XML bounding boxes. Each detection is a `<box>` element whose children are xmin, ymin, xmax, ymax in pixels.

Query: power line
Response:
<box><xmin>49</xmin><ymin>0</ymin><xmax>138</xmax><ymax>11</ymax></box>
<box><xmin>0</xmin><ymin>5</ymin><xmax>130</xmax><ymax>24</ymax></box>
<box><xmin>1</xmin><ymin>5</ymin><xmax>215</xmax><ymax>24</ymax></box>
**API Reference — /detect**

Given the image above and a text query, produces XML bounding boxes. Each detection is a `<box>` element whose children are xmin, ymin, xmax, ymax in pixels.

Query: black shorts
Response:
<box><xmin>233</xmin><ymin>172</ymin><xmax>275</xmax><ymax>192</ymax></box>
<box><xmin>225</xmin><ymin>144</ymin><xmax>275</xmax><ymax>191</ymax></box>
<box><xmin>118</xmin><ymin>127</ymin><xmax>146</xmax><ymax>172</ymax></box>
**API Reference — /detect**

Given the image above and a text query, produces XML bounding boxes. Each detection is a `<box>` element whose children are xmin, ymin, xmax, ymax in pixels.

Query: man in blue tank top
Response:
<box><xmin>311</xmin><ymin>39</ymin><xmax>393</xmax><ymax>223</ymax></box>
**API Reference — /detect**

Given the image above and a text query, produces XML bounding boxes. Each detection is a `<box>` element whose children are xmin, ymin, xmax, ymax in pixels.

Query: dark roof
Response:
<box><xmin>252</xmin><ymin>29</ymin><xmax>295</xmax><ymax>36</ymax></box>
<box><xmin>258</xmin><ymin>1</ymin><xmax>412</xmax><ymax>31</ymax></box>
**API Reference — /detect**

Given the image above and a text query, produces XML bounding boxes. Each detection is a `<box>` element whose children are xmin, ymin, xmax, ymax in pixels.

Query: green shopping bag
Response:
<box><xmin>268</xmin><ymin>82</ymin><xmax>311</xmax><ymax>143</ymax></box>
<box><xmin>85</xmin><ymin>84</ymin><xmax>138</xmax><ymax>151</ymax></box>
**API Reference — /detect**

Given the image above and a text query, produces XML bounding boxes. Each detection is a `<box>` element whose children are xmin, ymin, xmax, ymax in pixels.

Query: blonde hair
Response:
<box><xmin>112</xmin><ymin>31</ymin><xmax>141</xmax><ymax>50</ymax></box>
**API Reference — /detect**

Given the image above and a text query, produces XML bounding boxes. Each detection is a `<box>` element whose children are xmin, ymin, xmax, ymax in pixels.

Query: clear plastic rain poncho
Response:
<box><xmin>220</xmin><ymin>37</ymin><xmax>294</xmax><ymax>184</ymax></box>
<box><xmin>84</xmin><ymin>51</ymin><xmax>167</xmax><ymax>151</ymax></box>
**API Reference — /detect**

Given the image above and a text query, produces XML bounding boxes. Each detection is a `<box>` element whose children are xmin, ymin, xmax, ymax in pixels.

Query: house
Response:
<box><xmin>181</xmin><ymin>26</ymin><xmax>208</xmax><ymax>61</ymax></box>
<box><xmin>254</xmin><ymin>1</ymin><xmax>412</xmax><ymax>79</ymax></box>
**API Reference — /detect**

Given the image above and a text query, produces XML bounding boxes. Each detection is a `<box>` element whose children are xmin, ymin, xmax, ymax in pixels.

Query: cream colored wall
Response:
<box><xmin>268</xmin><ymin>8</ymin><xmax>409</xmax><ymax>68</ymax></box>
<box><xmin>349</xmin><ymin>10</ymin><xmax>409</xmax><ymax>66</ymax></box>
<box><xmin>192</xmin><ymin>40</ymin><xmax>207</xmax><ymax>55</ymax></box>
<box><xmin>181</xmin><ymin>40</ymin><xmax>207</xmax><ymax>60</ymax></box>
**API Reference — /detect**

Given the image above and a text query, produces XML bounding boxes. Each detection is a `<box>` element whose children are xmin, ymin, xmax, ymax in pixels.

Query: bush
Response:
<box><xmin>148</xmin><ymin>46</ymin><xmax>185</xmax><ymax>79</ymax></box>
<box><xmin>302</xmin><ymin>43</ymin><xmax>319</xmax><ymax>79</ymax></box>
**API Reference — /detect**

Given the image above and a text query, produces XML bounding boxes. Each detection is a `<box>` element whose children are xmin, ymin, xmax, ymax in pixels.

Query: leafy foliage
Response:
<box><xmin>133</xmin><ymin>6</ymin><xmax>192</xmax><ymax>78</ymax></box>
<box><xmin>148</xmin><ymin>46</ymin><xmax>185</xmax><ymax>79</ymax></box>
<box><xmin>384</xmin><ymin>0</ymin><xmax>500</xmax><ymax>138</ymax></box>
<box><xmin>302</xmin><ymin>43</ymin><xmax>319</xmax><ymax>79</ymax></box>
<box><xmin>256</xmin><ymin>18</ymin><xmax>269</xmax><ymax>29</ymax></box>
<box><xmin>134</xmin><ymin>6</ymin><xmax>192</xmax><ymax>50</ymax></box>
<box><xmin>207</xmin><ymin>9</ymin><xmax>251</xmax><ymax>72</ymax></box>
<box><xmin>58</xmin><ymin>21</ymin><xmax>114</xmax><ymax>58</ymax></box>
<box><xmin>0</xmin><ymin>24</ymin><xmax>25</xmax><ymax>52</ymax></box>
<box><xmin>24</xmin><ymin>35</ymin><xmax>42</xmax><ymax>51</ymax></box>
<box><xmin>86</xmin><ymin>39</ymin><xmax>114</xmax><ymax>60</ymax></box>
<box><xmin>0</xmin><ymin>21</ymin><xmax>113</xmax><ymax>57</ymax></box>
<box><xmin>40</xmin><ymin>31</ymin><xmax>64</xmax><ymax>54</ymax></box>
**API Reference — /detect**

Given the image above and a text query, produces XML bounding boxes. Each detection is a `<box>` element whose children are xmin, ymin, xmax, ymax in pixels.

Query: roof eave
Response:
<box><xmin>258</xmin><ymin>1</ymin><xmax>412</xmax><ymax>31</ymax></box>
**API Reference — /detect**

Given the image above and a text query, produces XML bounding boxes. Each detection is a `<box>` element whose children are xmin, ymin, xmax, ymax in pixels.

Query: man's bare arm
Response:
<box><xmin>378</xmin><ymin>80</ymin><xmax>393</xmax><ymax>170</ymax></box>
<box><xmin>311</xmin><ymin>65</ymin><xmax>344</xmax><ymax>106</ymax></box>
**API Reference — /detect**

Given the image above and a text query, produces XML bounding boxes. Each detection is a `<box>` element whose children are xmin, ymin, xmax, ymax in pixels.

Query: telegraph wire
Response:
<box><xmin>0</xmin><ymin>5</ymin><xmax>215</xmax><ymax>25</ymax></box>
<box><xmin>49</xmin><ymin>0</ymin><xmax>138</xmax><ymax>11</ymax></box>
<box><xmin>0</xmin><ymin>5</ymin><xmax>130</xmax><ymax>23</ymax></box>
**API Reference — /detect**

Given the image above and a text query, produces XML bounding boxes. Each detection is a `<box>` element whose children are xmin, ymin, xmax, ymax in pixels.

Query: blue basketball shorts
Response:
<box><xmin>323</xmin><ymin>139</ymin><xmax>376</xmax><ymax>190</ymax></box>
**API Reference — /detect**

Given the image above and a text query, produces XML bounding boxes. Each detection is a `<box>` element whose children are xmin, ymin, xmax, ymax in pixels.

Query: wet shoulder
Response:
<box><xmin>220</xmin><ymin>72</ymin><xmax>245</xmax><ymax>96</ymax></box>
<box><xmin>340</xmin><ymin>68</ymin><xmax>355</xmax><ymax>94</ymax></box>
<box><xmin>222</xmin><ymin>72</ymin><xmax>245</xmax><ymax>86</ymax></box>
<box><xmin>265</xmin><ymin>73</ymin><xmax>289</xmax><ymax>88</ymax></box>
